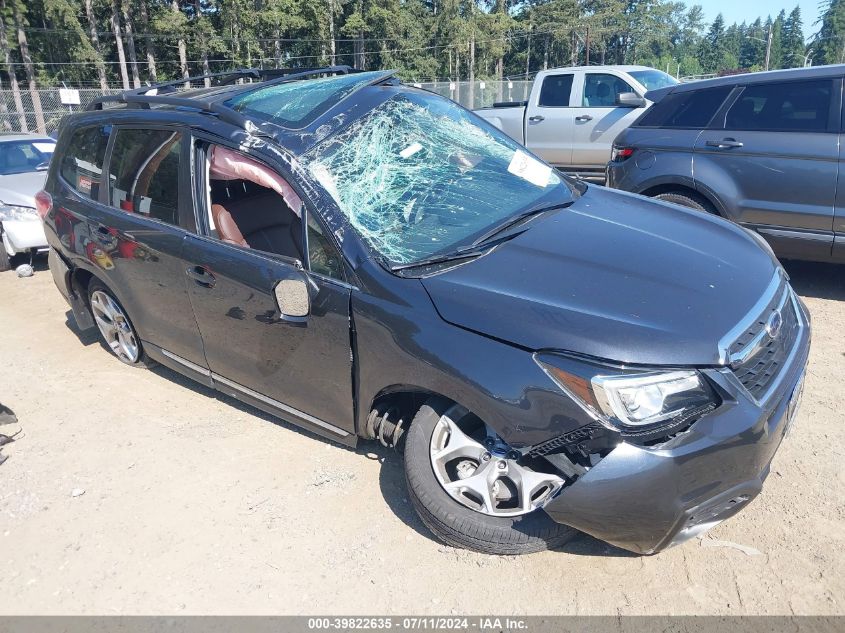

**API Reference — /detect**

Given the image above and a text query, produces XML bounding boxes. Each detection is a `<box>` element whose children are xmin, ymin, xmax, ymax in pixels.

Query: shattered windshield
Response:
<box><xmin>305</xmin><ymin>92</ymin><xmax>574</xmax><ymax>265</ymax></box>
<box><xmin>225</xmin><ymin>71</ymin><xmax>389</xmax><ymax>129</ymax></box>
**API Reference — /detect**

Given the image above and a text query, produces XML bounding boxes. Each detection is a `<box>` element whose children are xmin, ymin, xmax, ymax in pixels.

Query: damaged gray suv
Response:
<box><xmin>41</xmin><ymin>67</ymin><xmax>810</xmax><ymax>555</ymax></box>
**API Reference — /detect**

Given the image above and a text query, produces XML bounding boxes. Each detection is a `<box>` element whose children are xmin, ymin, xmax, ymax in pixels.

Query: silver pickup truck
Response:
<box><xmin>475</xmin><ymin>65</ymin><xmax>678</xmax><ymax>180</ymax></box>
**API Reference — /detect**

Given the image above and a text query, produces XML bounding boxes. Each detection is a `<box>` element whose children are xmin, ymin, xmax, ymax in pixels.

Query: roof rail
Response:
<box><xmin>86</xmin><ymin>65</ymin><xmax>358</xmax><ymax>112</ymax></box>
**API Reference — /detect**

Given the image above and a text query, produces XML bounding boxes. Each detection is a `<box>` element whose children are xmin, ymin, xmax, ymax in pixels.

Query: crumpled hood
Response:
<box><xmin>0</xmin><ymin>171</ymin><xmax>46</xmax><ymax>207</ymax></box>
<box><xmin>421</xmin><ymin>186</ymin><xmax>778</xmax><ymax>366</ymax></box>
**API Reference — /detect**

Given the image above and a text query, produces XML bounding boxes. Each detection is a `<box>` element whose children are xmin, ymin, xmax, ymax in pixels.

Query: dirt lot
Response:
<box><xmin>0</xmin><ymin>259</ymin><xmax>842</xmax><ymax>615</ymax></box>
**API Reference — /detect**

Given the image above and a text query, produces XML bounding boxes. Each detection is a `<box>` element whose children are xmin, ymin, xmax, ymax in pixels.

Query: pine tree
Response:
<box><xmin>781</xmin><ymin>6</ymin><xmax>805</xmax><ymax>67</ymax></box>
<box><xmin>769</xmin><ymin>11</ymin><xmax>785</xmax><ymax>69</ymax></box>
<box><xmin>698</xmin><ymin>14</ymin><xmax>726</xmax><ymax>73</ymax></box>
<box><xmin>815</xmin><ymin>0</ymin><xmax>845</xmax><ymax>65</ymax></box>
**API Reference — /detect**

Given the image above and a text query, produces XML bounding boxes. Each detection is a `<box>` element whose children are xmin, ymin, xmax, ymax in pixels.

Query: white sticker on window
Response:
<box><xmin>507</xmin><ymin>150</ymin><xmax>552</xmax><ymax>188</ymax></box>
<box><xmin>399</xmin><ymin>142</ymin><xmax>423</xmax><ymax>159</ymax></box>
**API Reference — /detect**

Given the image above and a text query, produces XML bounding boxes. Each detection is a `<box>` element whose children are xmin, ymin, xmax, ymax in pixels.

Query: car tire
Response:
<box><xmin>653</xmin><ymin>191</ymin><xmax>717</xmax><ymax>214</ymax></box>
<box><xmin>404</xmin><ymin>397</ymin><xmax>577</xmax><ymax>555</ymax></box>
<box><xmin>87</xmin><ymin>280</ymin><xmax>154</xmax><ymax>368</ymax></box>
<box><xmin>0</xmin><ymin>238</ymin><xmax>10</xmax><ymax>272</ymax></box>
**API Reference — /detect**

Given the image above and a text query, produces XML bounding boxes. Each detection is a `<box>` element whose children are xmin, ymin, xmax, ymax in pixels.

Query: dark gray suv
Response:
<box><xmin>606</xmin><ymin>65</ymin><xmax>845</xmax><ymax>264</ymax></box>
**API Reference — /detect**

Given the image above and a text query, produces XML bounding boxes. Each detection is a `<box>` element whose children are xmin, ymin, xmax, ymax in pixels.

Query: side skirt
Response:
<box><xmin>145</xmin><ymin>343</ymin><xmax>357</xmax><ymax>447</ymax></box>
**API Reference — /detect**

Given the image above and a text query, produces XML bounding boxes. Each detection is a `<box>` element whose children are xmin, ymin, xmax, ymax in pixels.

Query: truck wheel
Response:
<box><xmin>0</xmin><ymin>239</ymin><xmax>10</xmax><ymax>272</ymax></box>
<box><xmin>404</xmin><ymin>397</ymin><xmax>577</xmax><ymax>555</ymax></box>
<box><xmin>653</xmin><ymin>191</ymin><xmax>717</xmax><ymax>214</ymax></box>
<box><xmin>88</xmin><ymin>281</ymin><xmax>153</xmax><ymax>367</ymax></box>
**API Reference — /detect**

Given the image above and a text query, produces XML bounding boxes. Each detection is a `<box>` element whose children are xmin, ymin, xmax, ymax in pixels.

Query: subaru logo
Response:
<box><xmin>766</xmin><ymin>310</ymin><xmax>783</xmax><ymax>339</ymax></box>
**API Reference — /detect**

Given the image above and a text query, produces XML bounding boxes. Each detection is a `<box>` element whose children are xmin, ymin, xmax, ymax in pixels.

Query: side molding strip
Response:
<box><xmin>212</xmin><ymin>374</ymin><xmax>351</xmax><ymax>437</ymax></box>
<box><xmin>160</xmin><ymin>348</ymin><xmax>349</xmax><ymax>438</ymax></box>
<box><xmin>162</xmin><ymin>348</ymin><xmax>212</xmax><ymax>376</ymax></box>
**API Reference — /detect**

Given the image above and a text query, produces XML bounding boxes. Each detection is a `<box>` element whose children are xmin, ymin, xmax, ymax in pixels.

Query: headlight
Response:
<box><xmin>536</xmin><ymin>354</ymin><xmax>719</xmax><ymax>434</ymax></box>
<box><xmin>591</xmin><ymin>371</ymin><xmax>715</xmax><ymax>428</ymax></box>
<box><xmin>0</xmin><ymin>203</ymin><xmax>39</xmax><ymax>222</ymax></box>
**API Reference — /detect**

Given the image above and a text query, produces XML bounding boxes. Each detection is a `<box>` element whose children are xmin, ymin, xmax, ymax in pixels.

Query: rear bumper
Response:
<box><xmin>1</xmin><ymin>219</ymin><xmax>47</xmax><ymax>254</ymax></box>
<box><xmin>605</xmin><ymin>160</ymin><xmax>633</xmax><ymax>191</ymax></box>
<box><xmin>543</xmin><ymin>300</ymin><xmax>810</xmax><ymax>554</ymax></box>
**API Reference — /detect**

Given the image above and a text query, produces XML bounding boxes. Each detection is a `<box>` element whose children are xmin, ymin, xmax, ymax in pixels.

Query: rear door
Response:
<box><xmin>694</xmin><ymin>77</ymin><xmax>839</xmax><ymax>260</ymax></box>
<box><xmin>523</xmin><ymin>71</ymin><xmax>575</xmax><ymax>166</ymax></box>
<box><xmin>56</xmin><ymin>123</ymin><xmax>207</xmax><ymax>372</ymax></box>
<box><xmin>183</xmin><ymin>139</ymin><xmax>355</xmax><ymax>442</ymax></box>
<box><xmin>569</xmin><ymin>72</ymin><xmax>645</xmax><ymax>169</ymax></box>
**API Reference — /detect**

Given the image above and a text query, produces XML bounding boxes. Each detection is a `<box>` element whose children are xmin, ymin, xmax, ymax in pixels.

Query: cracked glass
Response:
<box><xmin>225</xmin><ymin>71</ymin><xmax>389</xmax><ymax>129</ymax></box>
<box><xmin>305</xmin><ymin>92</ymin><xmax>574</xmax><ymax>265</ymax></box>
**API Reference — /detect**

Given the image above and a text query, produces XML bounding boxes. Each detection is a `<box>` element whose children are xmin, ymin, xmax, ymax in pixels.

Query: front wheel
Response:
<box><xmin>404</xmin><ymin>398</ymin><xmax>577</xmax><ymax>555</ymax></box>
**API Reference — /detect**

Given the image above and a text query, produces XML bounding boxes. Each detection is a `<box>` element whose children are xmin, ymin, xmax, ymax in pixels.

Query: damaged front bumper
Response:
<box><xmin>1</xmin><ymin>219</ymin><xmax>48</xmax><ymax>255</ymax></box>
<box><xmin>542</xmin><ymin>317</ymin><xmax>810</xmax><ymax>555</ymax></box>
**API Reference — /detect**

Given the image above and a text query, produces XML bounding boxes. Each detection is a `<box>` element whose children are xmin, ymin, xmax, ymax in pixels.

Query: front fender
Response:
<box><xmin>351</xmin><ymin>279</ymin><xmax>594</xmax><ymax>448</ymax></box>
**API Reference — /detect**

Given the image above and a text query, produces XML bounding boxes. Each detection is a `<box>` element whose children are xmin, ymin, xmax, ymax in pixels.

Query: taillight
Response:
<box><xmin>35</xmin><ymin>190</ymin><xmax>52</xmax><ymax>219</ymax></box>
<box><xmin>611</xmin><ymin>147</ymin><xmax>635</xmax><ymax>162</ymax></box>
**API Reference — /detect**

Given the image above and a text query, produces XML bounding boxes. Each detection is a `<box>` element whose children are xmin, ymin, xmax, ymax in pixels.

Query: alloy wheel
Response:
<box><xmin>90</xmin><ymin>290</ymin><xmax>140</xmax><ymax>364</ymax></box>
<box><xmin>429</xmin><ymin>406</ymin><xmax>564</xmax><ymax>517</ymax></box>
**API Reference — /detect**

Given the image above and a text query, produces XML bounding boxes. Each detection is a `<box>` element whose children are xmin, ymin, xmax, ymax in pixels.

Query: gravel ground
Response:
<box><xmin>0</xmin><ymin>259</ymin><xmax>842</xmax><ymax>615</ymax></box>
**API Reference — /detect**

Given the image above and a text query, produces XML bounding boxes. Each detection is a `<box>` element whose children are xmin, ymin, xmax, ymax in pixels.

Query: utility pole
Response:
<box><xmin>764</xmin><ymin>23</ymin><xmax>773</xmax><ymax>71</ymax></box>
<box><xmin>585</xmin><ymin>26</ymin><xmax>590</xmax><ymax>66</ymax></box>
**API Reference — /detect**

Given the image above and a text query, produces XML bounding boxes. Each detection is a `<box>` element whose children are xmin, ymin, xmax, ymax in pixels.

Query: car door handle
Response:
<box><xmin>528</xmin><ymin>115</ymin><xmax>545</xmax><ymax>123</ymax></box>
<box><xmin>575</xmin><ymin>115</ymin><xmax>593</xmax><ymax>122</ymax></box>
<box><xmin>186</xmin><ymin>265</ymin><xmax>216</xmax><ymax>288</ymax></box>
<box><xmin>93</xmin><ymin>225</ymin><xmax>117</xmax><ymax>246</ymax></box>
<box><xmin>706</xmin><ymin>138</ymin><xmax>743</xmax><ymax>149</ymax></box>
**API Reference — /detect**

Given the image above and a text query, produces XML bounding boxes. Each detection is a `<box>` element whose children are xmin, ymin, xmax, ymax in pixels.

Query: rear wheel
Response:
<box><xmin>88</xmin><ymin>281</ymin><xmax>151</xmax><ymax>367</ymax></box>
<box><xmin>653</xmin><ymin>190</ymin><xmax>716</xmax><ymax>214</ymax></box>
<box><xmin>404</xmin><ymin>397</ymin><xmax>577</xmax><ymax>555</ymax></box>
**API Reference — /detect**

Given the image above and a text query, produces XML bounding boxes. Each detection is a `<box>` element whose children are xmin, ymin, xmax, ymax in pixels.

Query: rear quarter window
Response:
<box><xmin>635</xmin><ymin>86</ymin><xmax>732</xmax><ymax>129</ymax></box>
<box><xmin>59</xmin><ymin>125</ymin><xmax>111</xmax><ymax>200</ymax></box>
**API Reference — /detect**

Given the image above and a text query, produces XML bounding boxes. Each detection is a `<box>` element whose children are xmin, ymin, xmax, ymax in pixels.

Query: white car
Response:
<box><xmin>0</xmin><ymin>133</ymin><xmax>56</xmax><ymax>271</ymax></box>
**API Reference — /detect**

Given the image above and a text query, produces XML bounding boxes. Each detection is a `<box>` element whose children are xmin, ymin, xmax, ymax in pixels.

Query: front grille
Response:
<box><xmin>730</xmin><ymin>287</ymin><xmax>800</xmax><ymax>402</ymax></box>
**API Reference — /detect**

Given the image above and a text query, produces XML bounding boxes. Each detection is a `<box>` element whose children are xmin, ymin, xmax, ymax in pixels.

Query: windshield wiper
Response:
<box><xmin>390</xmin><ymin>248</ymin><xmax>485</xmax><ymax>272</ymax></box>
<box><xmin>390</xmin><ymin>201</ymin><xmax>573</xmax><ymax>273</ymax></box>
<box><xmin>462</xmin><ymin>201</ymin><xmax>572</xmax><ymax>251</ymax></box>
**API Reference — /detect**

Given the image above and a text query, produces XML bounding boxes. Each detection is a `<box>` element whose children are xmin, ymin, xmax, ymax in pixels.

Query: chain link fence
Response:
<box><xmin>0</xmin><ymin>80</ymin><xmax>533</xmax><ymax>135</ymax></box>
<box><xmin>417</xmin><ymin>80</ymin><xmax>533</xmax><ymax>109</ymax></box>
<box><xmin>0</xmin><ymin>87</ymin><xmax>122</xmax><ymax>135</ymax></box>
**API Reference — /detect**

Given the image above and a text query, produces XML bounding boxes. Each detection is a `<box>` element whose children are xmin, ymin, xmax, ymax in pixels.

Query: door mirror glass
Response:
<box><xmin>617</xmin><ymin>92</ymin><xmax>647</xmax><ymax>108</ymax></box>
<box><xmin>274</xmin><ymin>277</ymin><xmax>310</xmax><ymax>318</ymax></box>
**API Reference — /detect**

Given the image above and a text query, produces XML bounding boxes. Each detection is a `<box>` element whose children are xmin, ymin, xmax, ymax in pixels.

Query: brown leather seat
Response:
<box><xmin>211</xmin><ymin>203</ymin><xmax>249</xmax><ymax>248</ymax></box>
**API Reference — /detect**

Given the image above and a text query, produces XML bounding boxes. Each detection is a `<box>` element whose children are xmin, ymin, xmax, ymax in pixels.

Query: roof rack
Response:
<box><xmin>86</xmin><ymin>65</ymin><xmax>359</xmax><ymax>112</ymax></box>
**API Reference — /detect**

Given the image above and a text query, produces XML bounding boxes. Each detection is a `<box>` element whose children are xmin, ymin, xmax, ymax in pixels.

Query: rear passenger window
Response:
<box><xmin>60</xmin><ymin>125</ymin><xmax>110</xmax><ymax>200</ymax></box>
<box><xmin>538</xmin><ymin>74</ymin><xmax>573</xmax><ymax>107</ymax></box>
<box><xmin>636</xmin><ymin>87</ymin><xmax>732</xmax><ymax>128</ymax></box>
<box><xmin>107</xmin><ymin>129</ymin><xmax>182</xmax><ymax>225</ymax></box>
<box><xmin>725</xmin><ymin>80</ymin><xmax>832</xmax><ymax>132</ymax></box>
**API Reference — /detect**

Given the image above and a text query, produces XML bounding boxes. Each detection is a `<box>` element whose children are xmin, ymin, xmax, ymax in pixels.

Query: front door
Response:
<box><xmin>183</xmin><ymin>141</ymin><xmax>355</xmax><ymax>441</ymax></box>
<box><xmin>569</xmin><ymin>72</ymin><xmax>644</xmax><ymax>169</ymax></box>
<box><xmin>694</xmin><ymin>77</ymin><xmax>838</xmax><ymax>261</ymax></box>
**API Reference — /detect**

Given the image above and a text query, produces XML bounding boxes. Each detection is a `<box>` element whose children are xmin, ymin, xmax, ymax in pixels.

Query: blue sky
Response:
<box><xmin>700</xmin><ymin>0</ymin><xmax>820</xmax><ymax>40</ymax></box>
